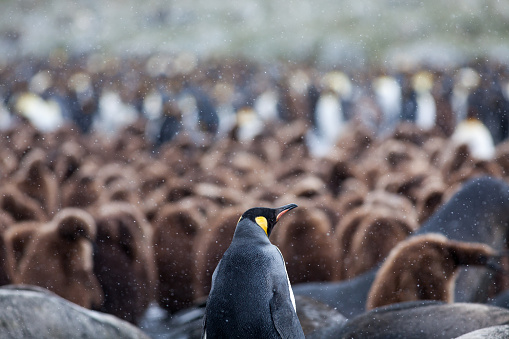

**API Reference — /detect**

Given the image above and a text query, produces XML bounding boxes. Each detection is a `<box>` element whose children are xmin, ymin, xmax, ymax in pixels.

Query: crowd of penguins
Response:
<box><xmin>1</xmin><ymin>52</ymin><xmax>509</xmax><ymax>331</ymax></box>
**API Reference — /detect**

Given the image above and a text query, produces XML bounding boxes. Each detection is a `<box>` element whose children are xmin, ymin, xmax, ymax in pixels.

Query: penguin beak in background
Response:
<box><xmin>275</xmin><ymin>204</ymin><xmax>298</xmax><ymax>222</ymax></box>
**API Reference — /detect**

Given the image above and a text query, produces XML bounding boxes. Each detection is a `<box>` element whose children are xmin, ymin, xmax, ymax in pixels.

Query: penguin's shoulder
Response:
<box><xmin>229</xmin><ymin>241</ymin><xmax>283</xmax><ymax>269</ymax></box>
<box><xmin>212</xmin><ymin>240</ymin><xmax>281</xmax><ymax>281</ymax></box>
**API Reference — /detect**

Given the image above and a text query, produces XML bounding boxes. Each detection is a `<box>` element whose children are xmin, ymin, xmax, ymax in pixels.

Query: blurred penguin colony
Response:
<box><xmin>1</xmin><ymin>52</ymin><xmax>509</xmax><ymax>325</ymax></box>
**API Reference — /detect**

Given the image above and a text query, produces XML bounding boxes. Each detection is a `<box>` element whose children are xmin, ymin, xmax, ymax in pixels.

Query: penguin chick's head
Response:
<box><xmin>238</xmin><ymin>203</ymin><xmax>298</xmax><ymax>237</ymax></box>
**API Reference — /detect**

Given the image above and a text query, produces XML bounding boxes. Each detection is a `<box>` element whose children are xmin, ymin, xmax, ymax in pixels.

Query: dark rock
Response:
<box><xmin>0</xmin><ymin>285</ymin><xmax>150</xmax><ymax>339</ymax></box>
<box><xmin>455</xmin><ymin>325</ymin><xmax>509</xmax><ymax>338</ymax></box>
<box><xmin>336</xmin><ymin>301</ymin><xmax>509</xmax><ymax>339</ymax></box>
<box><xmin>137</xmin><ymin>295</ymin><xmax>346</xmax><ymax>339</ymax></box>
<box><xmin>297</xmin><ymin>296</ymin><xmax>347</xmax><ymax>338</ymax></box>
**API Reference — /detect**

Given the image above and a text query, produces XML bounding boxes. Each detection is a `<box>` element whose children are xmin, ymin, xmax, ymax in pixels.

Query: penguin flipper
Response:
<box><xmin>201</xmin><ymin>313</ymin><xmax>207</xmax><ymax>339</ymax></box>
<box><xmin>202</xmin><ymin>259</ymin><xmax>221</xmax><ymax>339</ymax></box>
<box><xmin>269</xmin><ymin>292</ymin><xmax>305</xmax><ymax>339</ymax></box>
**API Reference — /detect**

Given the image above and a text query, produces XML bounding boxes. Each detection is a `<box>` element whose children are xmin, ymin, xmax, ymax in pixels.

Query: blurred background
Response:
<box><xmin>2</xmin><ymin>2</ymin><xmax>509</xmax><ymax>338</ymax></box>
<box><xmin>1</xmin><ymin>0</ymin><xmax>509</xmax><ymax>69</ymax></box>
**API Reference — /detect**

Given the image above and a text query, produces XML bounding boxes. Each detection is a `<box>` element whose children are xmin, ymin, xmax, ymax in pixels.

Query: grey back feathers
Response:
<box><xmin>202</xmin><ymin>204</ymin><xmax>304</xmax><ymax>338</ymax></box>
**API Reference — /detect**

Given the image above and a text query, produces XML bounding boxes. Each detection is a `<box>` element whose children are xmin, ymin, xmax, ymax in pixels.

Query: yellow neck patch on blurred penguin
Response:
<box><xmin>255</xmin><ymin>216</ymin><xmax>268</xmax><ymax>235</ymax></box>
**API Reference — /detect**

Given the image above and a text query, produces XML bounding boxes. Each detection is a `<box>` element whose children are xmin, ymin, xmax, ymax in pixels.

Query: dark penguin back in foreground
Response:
<box><xmin>203</xmin><ymin>205</ymin><xmax>304</xmax><ymax>338</ymax></box>
<box><xmin>205</xmin><ymin>234</ymin><xmax>293</xmax><ymax>338</ymax></box>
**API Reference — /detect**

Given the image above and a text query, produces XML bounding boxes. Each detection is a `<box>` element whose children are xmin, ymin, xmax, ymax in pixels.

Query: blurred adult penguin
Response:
<box><xmin>235</xmin><ymin>106</ymin><xmax>264</xmax><ymax>142</ymax></box>
<box><xmin>178</xmin><ymin>86</ymin><xmax>219</xmax><ymax>143</ymax></box>
<box><xmin>13</xmin><ymin>91</ymin><xmax>64</xmax><ymax>132</ymax></box>
<box><xmin>93</xmin><ymin>85</ymin><xmax>138</xmax><ymax>135</ymax></box>
<box><xmin>449</xmin><ymin>67</ymin><xmax>496</xmax><ymax>161</ymax></box>
<box><xmin>155</xmin><ymin>99</ymin><xmax>183</xmax><ymax>147</ymax></box>
<box><xmin>306</xmin><ymin>71</ymin><xmax>351</xmax><ymax>157</ymax></box>
<box><xmin>0</xmin><ymin>98</ymin><xmax>13</xmax><ymax>131</ymax></box>
<box><xmin>451</xmin><ymin>67</ymin><xmax>480</xmax><ymax>124</ymax></box>
<box><xmin>372</xmin><ymin>74</ymin><xmax>401</xmax><ymax>136</ymax></box>
<box><xmin>466</xmin><ymin>65</ymin><xmax>509</xmax><ymax>144</ymax></box>
<box><xmin>451</xmin><ymin>117</ymin><xmax>495</xmax><ymax>160</ymax></box>
<box><xmin>399</xmin><ymin>70</ymin><xmax>437</xmax><ymax>130</ymax></box>
<box><xmin>202</xmin><ymin>204</ymin><xmax>304</xmax><ymax>338</ymax></box>
<box><xmin>399</xmin><ymin>71</ymin><xmax>418</xmax><ymax>123</ymax></box>
<box><xmin>431</xmin><ymin>70</ymin><xmax>456</xmax><ymax>137</ymax></box>
<box><xmin>67</xmin><ymin>71</ymin><xmax>98</xmax><ymax>133</ymax></box>
<box><xmin>412</xmin><ymin>70</ymin><xmax>436</xmax><ymax>130</ymax></box>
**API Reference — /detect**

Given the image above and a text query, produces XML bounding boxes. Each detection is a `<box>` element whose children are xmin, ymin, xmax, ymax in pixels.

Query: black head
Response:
<box><xmin>238</xmin><ymin>203</ymin><xmax>298</xmax><ymax>237</ymax></box>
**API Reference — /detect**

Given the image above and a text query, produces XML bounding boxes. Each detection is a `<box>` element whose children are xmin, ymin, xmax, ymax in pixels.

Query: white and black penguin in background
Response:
<box><xmin>202</xmin><ymin>204</ymin><xmax>304</xmax><ymax>339</ymax></box>
<box><xmin>306</xmin><ymin>71</ymin><xmax>351</xmax><ymax>157</ymax></box>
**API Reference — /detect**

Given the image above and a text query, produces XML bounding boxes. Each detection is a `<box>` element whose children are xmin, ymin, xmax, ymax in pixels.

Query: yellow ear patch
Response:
<box><xmin>255</xmin><ymin>216</ymin><xmax>268</xmax><ymax>235</ymax></box>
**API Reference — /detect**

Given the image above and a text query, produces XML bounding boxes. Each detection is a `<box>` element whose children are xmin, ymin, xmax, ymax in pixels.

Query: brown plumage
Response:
<box><xmin>357</xmin><ymin>138</ymin><xmax>428</xmax><ymax>190</ymax></box>
<box><xmin>95</xmin><ymin>163</ymin><xmax>139</xmax><ymax>191</ymax></box>
<box><xmin>431</xmin><ymin>71</ymin><xmax>456</xmax><ymax>137</ymax></box>
<box><xmin>49</xmin><ymin>140</ymin><xmax>86</xmax><ymax>184</ymax></box>
<box><xmin>92</xmin><ymin>202</ymin><xmax>155</xmax><ymax>324</ymax></box>
<box><xmin>194</xmin><ymin>182</ymin><xmax>244</xmax><ymax>208</ymax></box>
<box><xmin>334</xmin><ymin>192</ymin><xmax>418</xmax><ymax>281</ymax></box>
<box><xmin>334</xmin><ymin>121</ymin><xmax>374</xmax><ymax>160</ymax></box>
<box><xmin>2</xmin><ymin>221</ymin><xmax>40</xmax><ymax>281</ymax></box>
<box><xmin>11</xmin><ymin>208</ymin><xmax>102</xmax><ymax>309</ymax></box>
<box><xmin>414</xmin><ymin>176</ymin><xmax>446</xmax><ymax>223</ymax></box>
<box><xmin>276</xmin><ymin>119</ymin><xmax>310</xmax><ymax>160</ymax></box>
<box><xmin>335</xmin><ymin>178</ymin><xmax>369</xmax><ymax>218</ymax></box>
<box><xmin>152</xmin><ymin>200</ymin><xmax>204</xmax><ymax>313</ymax></box>
<box><xmin>96</xmin><ymin>164</ymin><xmax>140</xmax><ymax>206</ymax></box>
<box><xmin>366</xmin><ymin>233</ymin><xmax>498</xmax><ymax>310</ymax></box>
<box><xmin>325</xmin><ymin>157</ymin><xmax>358</xmax><ymax>197</ymax></box>
<box><xmin>391</xmin><ymin>122</ymin><xmax>437</xmax><ymax>146</ymax></box>
<box><xmin>192</xmin><ymin>206</ymin><xmax>241</xmax><ymax>300</ymax></box>
<box><xmin>376</xmin><ymin>162</ymin><xmax>442</xmax><ymax>207</ymax></box>
<box><xmin>272</xmin><ymin>203</ymin><xmax>337</xmax><ymax>284</ymax></box>
<box><xmin>137</xmin><ymin>159</ymin><xmax>170</xmax><ymax>198</ymax></box>
<box><xmin>60</xmin><ymin>161</ymin><xmax>102</xmax><ymax>209</ymax></box>
<box><xmin>13</xmin><ymin>148</ymin><xmax>59</xmax><ymax>216</ymax></box>
<box><xmin>163</xmin><ymin>177</ymin><xmax>196</xmax><ymax>203</ymax></box>
<box><xmin>0</xmin><ymin>212</ymin><xmax>14</xmax><ymax>285</ymax></box>
<box><xmin>288</xmin><ymin>175</ymin><xmax>328</xmax><ymax>199</ymax></box>
<box><xmin>0</xmin><ymin>186</ymin><xmax>47</xmax><ymax>222</ymax></box>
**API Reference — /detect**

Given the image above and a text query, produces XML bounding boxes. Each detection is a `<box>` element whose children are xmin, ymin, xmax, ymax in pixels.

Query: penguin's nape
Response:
<box><xmin>275</xmin><ymin>203</ymin><xmax>298</xmax><ymax>222</ymax></box>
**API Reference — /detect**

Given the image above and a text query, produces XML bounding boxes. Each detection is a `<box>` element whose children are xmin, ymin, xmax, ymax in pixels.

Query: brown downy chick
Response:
<box><xmin>366</xmin><ymin>233</ymin><xmax>500</xmax><ymax>310</ymax></box>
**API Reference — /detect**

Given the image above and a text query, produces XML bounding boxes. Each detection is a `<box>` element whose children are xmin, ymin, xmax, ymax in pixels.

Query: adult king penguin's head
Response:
<box><xmin>238</xmin><ymin>203</ymin><xmax>298</xmax><ymax>237</ymax></box>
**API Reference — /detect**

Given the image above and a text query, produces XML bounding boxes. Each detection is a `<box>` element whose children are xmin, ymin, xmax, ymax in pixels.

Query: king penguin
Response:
<box><xmin>202</xmin><ymin>203</ymin><xmax>304</xmax><ymax>339</ymax></box>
